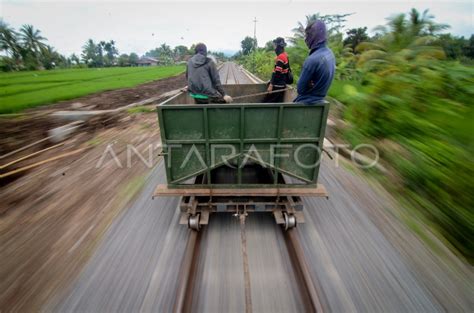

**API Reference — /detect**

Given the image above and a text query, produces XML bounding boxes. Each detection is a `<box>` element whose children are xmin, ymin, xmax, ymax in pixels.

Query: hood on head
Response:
<box><xmin>195</xmin><ymin>43</ymin><xmax>207</xmax><ymax>56</ymax></box>
<box><xmin>305</xmin><ymin>20</ymin><xmax>327</xmax><ymax>50</ymax></box>
<box><xmin>190</xmin><ymin>53</ymin><xmax>208</xmax><ymax>67</ymax></box>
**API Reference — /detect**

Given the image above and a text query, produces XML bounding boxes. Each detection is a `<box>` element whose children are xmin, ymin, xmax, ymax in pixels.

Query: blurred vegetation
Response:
<box><xmin>237</xmin><ymin>9</ymin><xmax>473</xmax><ymax>262</ymax></box>
<box><xmin>127</xmin><ymin>105</ymin><xmax>156</xmax><ymax>114</ymax></box>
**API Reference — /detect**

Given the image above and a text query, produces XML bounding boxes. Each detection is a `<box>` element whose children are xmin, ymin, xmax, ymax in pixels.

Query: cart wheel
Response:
<box><xmin>283</xmin><ymin>212</ymin><xmax>297</xmax><ymax>231</ymax></box>
<box><xmin>188</xmin><ymin>214</ymin><xmax>200</xmax><ymax>231</ymax></box>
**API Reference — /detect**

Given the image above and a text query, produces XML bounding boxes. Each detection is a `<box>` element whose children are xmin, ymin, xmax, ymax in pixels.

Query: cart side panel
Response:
<box><xmin>157</xmin><ymin>84</ymin><xmax>330</xmax><ymax>187</ymax></box>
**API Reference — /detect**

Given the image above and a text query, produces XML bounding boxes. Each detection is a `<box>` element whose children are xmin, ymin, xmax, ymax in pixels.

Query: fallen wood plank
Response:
<box><xmin>0</xmin><ymin>148</ymin><xmax>86</xmax><ymax>178</ymax></box>
<box><xmin>154</xmin><ymin>184</ymin><xmax>328</xmax><ymax>197</ymax></box>
<box><xmin>0</xmin><ymin>142</ymin><xmax>64</xmax><ymax>170</ymax></box>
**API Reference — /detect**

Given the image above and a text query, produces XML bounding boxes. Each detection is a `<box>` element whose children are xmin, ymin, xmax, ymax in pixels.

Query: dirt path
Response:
<box><xmin>0</xmin><ymin>73</ymin><xmax>186</xmax><ymax>311</ymax></box>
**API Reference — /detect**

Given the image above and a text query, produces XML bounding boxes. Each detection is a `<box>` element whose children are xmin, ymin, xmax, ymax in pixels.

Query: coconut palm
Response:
<box><xmin>291</xmin><ymin>13</ymin><xmax>352</xmax><ymax>43</ymax></box>
<box><xmin>19</xmin><ymin>24</ymin><xmax>48</xmax><ymax>69</ymax></box>
<box><xmin>0</xmin><ymin>20</ymin><xmax>21</xmax><ymax>58</ymax></box>
<box><xmin>291</xmin><ymin>14</ymin><xmax>321</xmax><ymax>40</ymax></box>
<box><xmin>159</xmin><ymin>43</ymin><xmax>172</xmax><ymax>57</ymax></box>
<box><xmin>82</xmin><ymin>39</ymin><xmax>99</xmax><ymax>67</ymax></box>
<box><xmin>356</xmin><ymin>9</ymin><xmax>448</xmax><ymax>73</ymax></box>
<box><xmin>40</xmin><ymin>45</ymin><xmax>64</xmax><ymax>69</ymax></box>
<box><xmin>19</xmin><ymin>24</ymin><xmax>47</xmax><ymax>54</ymax></box>
<box><xmin>367</xmin><ymin>9</ymin><xmax>448</xmax><ymax>52</ymax></box>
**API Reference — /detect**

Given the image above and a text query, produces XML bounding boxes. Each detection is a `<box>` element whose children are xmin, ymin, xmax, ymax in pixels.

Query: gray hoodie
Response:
<box><xmin>186</xmin><ymin>54</ymin><xmax>226</xmax><ymax>97</ymax></box>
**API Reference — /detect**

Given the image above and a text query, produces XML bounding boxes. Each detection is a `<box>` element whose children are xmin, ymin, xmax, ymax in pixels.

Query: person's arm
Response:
<box><xmin>209</xmin><ymin>62</ymin><xmax>226</xmax><ymax>97</ymax></box>
<box><xmin>297</xmin><ymin>58</ymin><xmax>315</xmax><ymax>95</ymax></box>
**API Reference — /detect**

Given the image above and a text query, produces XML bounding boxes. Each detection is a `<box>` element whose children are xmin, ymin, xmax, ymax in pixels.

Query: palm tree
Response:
<box><xmin>368</xmin><ymin>9</ymin><xmax>449</xmax><ymax>52</ymax></box>
<box><xmin>82</xmin><ymin>39</ymin><xmax>98</xmax><ymax>67</ymax></box>
<box><xmin>343</xmin><ymin>27</ymin><xmax>369</xmax><ymax>52</ymax></box>
<box><xmin>159</xmin><ymin>43</ymin><xmax>172</xmax><ymax>57</ymax></box>
<box><xmin>291</xmin><ymin>14</ymin><xmax>321</xmax><ymax>40</ymax></box>
<box><xmin>0</xmin><ymin>20</ymin><xmax>22</xmax><ymax>67</ymax></box>
<box><xmin>291</xmin><ymin>13</ymin><xmax>353</xmax><ymax>42</ymax></box>
<box><xmin>19</xmin><ymin>24</ymin><xmax>47</xmax><ymax>54</ymax></box>
<box><xmin>356</xmin><ymin>9</ymin><xmax>448</xmax><ymax>74</ymax></box>
<box><xmin>19</xmin><ymin>24</ymin><xmax>47</xmax><ymax>69</ymax></box>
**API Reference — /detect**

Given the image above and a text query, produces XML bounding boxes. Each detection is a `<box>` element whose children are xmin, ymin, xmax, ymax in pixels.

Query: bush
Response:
<box><xmin>345</xmin><ymin>58</ymin><xmax>474</xmax><ymax>261</ymax></box>
<box><xmin>240</xmin><ymin>49</ymin><xmax>274</xmax><ymax>80</ymax></box>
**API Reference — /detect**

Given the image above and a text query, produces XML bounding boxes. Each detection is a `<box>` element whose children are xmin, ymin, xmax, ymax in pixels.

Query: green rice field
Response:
<box><xmin>0</xmin><ymin>66</ymin><xmax>185</xmax><ymax>114</ymax></box>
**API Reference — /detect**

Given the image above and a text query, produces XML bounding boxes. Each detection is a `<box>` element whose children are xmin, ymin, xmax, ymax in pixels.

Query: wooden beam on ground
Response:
<box><xmin>0</xmin><ymin>148</ymin><xmax>86</xmax><ymax>178</ymax></box>
<box><xmin>153</xmin><ymin>184</ymin><xmax>328</xmax><ymax>197</ymax></box>
<box><xmin>0</xmin><ymin>142</ymin><xmax>64</xmax><ymax>170</ymax></box>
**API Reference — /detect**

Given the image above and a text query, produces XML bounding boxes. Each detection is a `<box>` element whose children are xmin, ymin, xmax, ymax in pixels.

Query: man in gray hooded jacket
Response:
<box><xmin>186</xmin><ymin>43</ymin><xmax>232</xmax><ymax>104</ymax></box>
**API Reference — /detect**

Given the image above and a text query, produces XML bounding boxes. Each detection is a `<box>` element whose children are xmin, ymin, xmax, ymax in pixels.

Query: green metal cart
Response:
<box><xmin>155</xmin><ymin>83</ymin><xmax>329</xmax><ymax>229</ymax></box>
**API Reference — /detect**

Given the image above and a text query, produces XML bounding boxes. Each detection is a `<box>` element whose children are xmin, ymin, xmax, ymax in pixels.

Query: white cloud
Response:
<box><xmin>1</xmin><ymin>1</ymin><xmax>472</xmax><ymax>56</ymax></box>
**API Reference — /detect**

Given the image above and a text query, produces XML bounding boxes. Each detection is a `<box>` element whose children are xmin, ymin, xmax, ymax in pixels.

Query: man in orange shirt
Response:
<box><xmin>264</xmin><ymin>37</ymin><xmax>291</xmax><ymax>103</ymax></box>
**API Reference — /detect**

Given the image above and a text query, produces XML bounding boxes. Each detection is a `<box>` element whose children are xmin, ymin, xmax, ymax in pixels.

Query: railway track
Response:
<box><xmin>52</xmin><ymin>62</ymin><xmax>462</xmax><ymax>313</ymax></box>
<box><xmin>169</xmin><ymin>59</ymin><xmax>325</xmax><ymax>309</ymax></box>
<box><xmin>221</xmin><ymin>62</ymin><xmax>252</xmax><ymax>85</ymax></box>
<box><xmin>173</xmin><ymin>219</ymin><xmax>324</xmax><ymax>313</ymax></box>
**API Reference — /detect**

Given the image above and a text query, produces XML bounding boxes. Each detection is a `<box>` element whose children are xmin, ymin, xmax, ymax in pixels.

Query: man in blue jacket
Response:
<box><xmin>294</xmin><ymin>20</ymin><xmax>335</xmax><ymax>104</ymax></box>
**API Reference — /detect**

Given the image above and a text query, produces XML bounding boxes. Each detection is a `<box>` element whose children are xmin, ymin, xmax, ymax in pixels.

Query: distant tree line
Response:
<box><xmin>0</xmin><ymin>19</ymin><xmax>228</xmax><ymax>72</ymax></box>
<box><xmin>0</xmin><ymin>20</ymin><xmax>67</xmax><ymax>71</ymax></box>
<box><xmin>143</xmin><ymin>43</ymin><xmax>227</xmax><ymax>65</ymax></box>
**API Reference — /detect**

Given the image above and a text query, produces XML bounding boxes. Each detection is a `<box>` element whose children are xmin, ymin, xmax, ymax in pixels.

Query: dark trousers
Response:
<box><xmin>194</xmin><ymin>97</ymin><xmax>226</xmax><ymax>104</ymax></box>
<box><xmin>263</xmin><ymin>85</ymin><xmax>286</xmax><ymax>103</ymax></box>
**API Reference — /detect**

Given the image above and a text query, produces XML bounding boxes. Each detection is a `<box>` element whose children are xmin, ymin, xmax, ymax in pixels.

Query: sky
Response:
<box><xmin>1</xmin><ymin>0</ymin><xmax>473</xmax><ymax>56</ymax></box>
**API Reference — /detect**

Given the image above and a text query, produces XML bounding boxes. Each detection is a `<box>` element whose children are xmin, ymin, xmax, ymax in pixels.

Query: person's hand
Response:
<box><xmin>223</xmin><ymin>95</ymin><xmax>233</xmax><ymax>103</ymax></box>
<box><xmin>267</xmin><ymin>84</ymin><xmax>273</xmax><ymax>92</ymax></box>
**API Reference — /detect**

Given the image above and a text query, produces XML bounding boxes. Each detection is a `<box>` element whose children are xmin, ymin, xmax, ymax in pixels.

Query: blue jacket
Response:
<box><xmin>294</xmin><ymin>44</ymin><xmax>335</xmax><ymax>104</ymax></box>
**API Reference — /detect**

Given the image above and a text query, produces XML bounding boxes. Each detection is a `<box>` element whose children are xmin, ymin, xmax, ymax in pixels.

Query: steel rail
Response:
<box><xmin>172</xmin><ymin>229</ymin><xmax>202</xmax><ymax>313</ymax></box>
<box><xmin>284</xmin><ymin>228</ymin><xmax>325</xmax><ymax>313</ymax></box>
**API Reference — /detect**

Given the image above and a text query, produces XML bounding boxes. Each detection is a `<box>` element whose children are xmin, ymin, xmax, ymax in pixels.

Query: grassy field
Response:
<box><xmin>0</xmin><ymin>66</ymin><xmax>185</xmax><ymax>114</ymax></box>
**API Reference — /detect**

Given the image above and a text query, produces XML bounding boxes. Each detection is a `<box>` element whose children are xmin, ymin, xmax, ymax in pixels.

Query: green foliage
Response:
<box><xmin>285</xmin><ymin>38</ymin><xmax>311</xmax><ymax>81</ymax></box>
<box><xmin>341</xmin><ymin>9</ymin><xmax>474</xmax><ymax>261</ymax></box>
<box><xmin>241</xmin><ymin>36</ymin><xmax>257</xmax><ymax>55</ymax></box>
<box><xmin>40</xmin><ymin>45</ymin><xmax>67</xmax><ymax>69</ymax></box>
<box><xmin>173</xmin><ymin>45</ymin><xmax>189</xmax><ymax>60</ymax></box>
<box><xmin>239</xmin><ymin>8</ymin><xmax>474</xmax><ymax>261</ymax></box>
<box><xmin>264</xmin><ymin>40</ymin><xmax>274</xmax><ymax>52</ymax></box>
<box><xmin>146</xmin><ymin>43</ymin><xmax>173</xmax><ymax>64</ymax></box>
<box><xmin>437</xmin><ymin>34</ymin><xmax>474</xmax><ymax>63</ymax></box>
<box><xmin>240</xmin><ymin>49</ymin><xmax>274</xmax><ymax>80</ymax></box>
<box><xmin>129</xmin><ymin>53</ymin><xmax>139</xmax><ymax>66</ymax></box>
<box><xmin>146</xmin><ymin>43</ymin><xmax>195</xmax><ymax>64</ymax></box>
<box><xmin>118</xmin><ymin>53</ymin><xmax>130</xmax><ymax>67</ymax></box>
<box><xmin>127</xmin><ymin>105</ymin><xmax>155</xmax><ymax>114</ymax></box>
<box><xmin>240</xmin><ymin>13</ymin><xmax>360</xmax><ymax>82</ymax></box>
<box><xmin>0</xmin><ymin>65</ymin><xmax>185</xmax><ymax>113</ymax></box>
<box><xmin>290</xmin><ymin>13</ymin><xmax>353</xmax><ymax>42</ymax></box>
<box><xmin>81</xmin><ymin>39</ymin><xmax>118</xmax><ymax>67</ymax></box>
<box><xmin>343</xmin><ymin>27</ymin><xmax>369</xmax><ymax>52</ymax></box>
